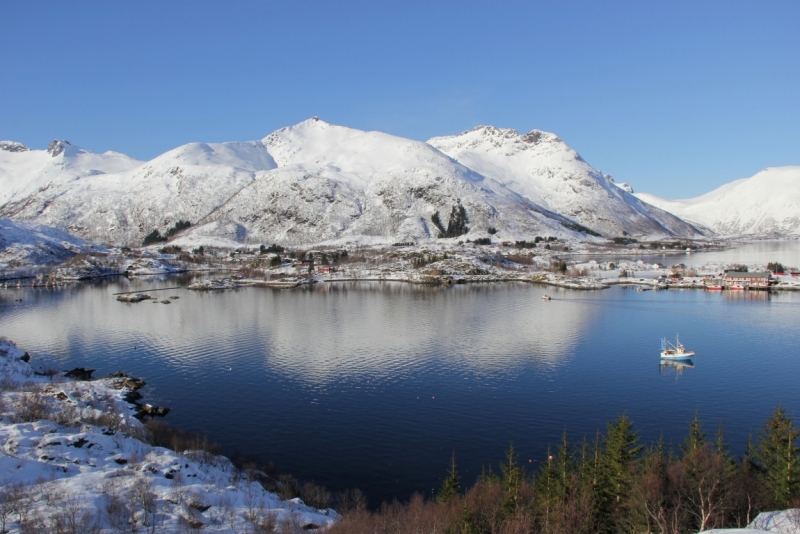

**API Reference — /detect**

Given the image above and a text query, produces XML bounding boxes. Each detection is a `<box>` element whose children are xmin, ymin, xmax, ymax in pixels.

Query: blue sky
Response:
<box><xmin>1</xmin><ymin>1</ymin><xmax>798</xmax><ymax>198</ymax></box>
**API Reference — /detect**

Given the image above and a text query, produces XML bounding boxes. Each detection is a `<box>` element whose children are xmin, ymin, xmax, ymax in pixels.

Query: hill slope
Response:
<box><xmin>186</xmin><ymin>118</ymin><xmax>583</xmax><ymax>245</ymax></box>
<box><xmin>0</xmin><ymin>141</ymin><xmax>276</xmax><ymax>246</ymax></box>
<box><xmin>636</xmin><ymin>166</ymin><xmax>800</xmax><ymax>236</ymax></box>
<box><xmin>428</xmin><ymin>126</ymin><xmax>704</xmax><ymax>238</ymax></box>
<box><xmin>0</xmin><ymin>120</ymin><xmax>709</xmax><ymax>247</ymax></box>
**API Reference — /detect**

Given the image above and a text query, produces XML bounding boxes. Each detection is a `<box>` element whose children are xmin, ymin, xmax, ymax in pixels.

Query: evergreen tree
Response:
<box><xmin>438</xmin><ymin>452</ymin><xmax>461</xmax><ymax>504</ymax></box>
<box><xmin>754</xmin><ymin>406</ymin><xmax>800</xmax><ymax>507</ymax></box>
<box><xmin>501</xmin><ymin>442</ymin><xmax>523</xmax><ymax>515</ymax></box>
<box><xmin>681</xmin><ymin>410</ymin><xmax>706</xmax><ymax>456</ymax></box>
<box><xmin>597</xmin><ymin>415</ymin><xmax>643</xmax><ymax>532</ymax></box>
<box><xmin>715</xmin><ymin>421</ymin><xmax>730</xmax><ymax>459</ymax></box>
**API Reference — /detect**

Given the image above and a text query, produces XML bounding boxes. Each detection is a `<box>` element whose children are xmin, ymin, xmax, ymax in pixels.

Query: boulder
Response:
<box><xmin>64</xmin><ymin>367</ymin><xmax>95</xmax><ymax>380</ymax></box>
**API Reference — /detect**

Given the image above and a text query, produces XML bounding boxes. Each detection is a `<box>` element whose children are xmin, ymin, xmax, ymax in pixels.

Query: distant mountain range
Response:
<box><xmin>636</xmin><ymin>166</ymin><xmax>800</xmax><ymax>236</ymax></box>
<box><xmin>1</xmin><ymin>119</ymin><xmax>791</xmax><ymax>247</ymax></box>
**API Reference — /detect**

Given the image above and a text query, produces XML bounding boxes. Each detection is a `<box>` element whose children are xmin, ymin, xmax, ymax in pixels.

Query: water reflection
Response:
<box><xmin>660</xmin><ymin>358</ymin><xmax>695</xmax><ymax>380</ymax></box>
<box><xmin>2</xmin><ymin>277</ymin><xmax>800</xmax><ymax>506</ymax></box>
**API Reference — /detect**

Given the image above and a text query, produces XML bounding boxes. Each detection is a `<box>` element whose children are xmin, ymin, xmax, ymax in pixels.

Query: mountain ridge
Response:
<box><xmin>636</xmin><ymin>166</ymin><xmax>800</xmax><ymax>236</ymax></box>
<box><xmin>0</xmin><ymin>120</ymin><xmax>713</xmax><ymax>246</ymax></box>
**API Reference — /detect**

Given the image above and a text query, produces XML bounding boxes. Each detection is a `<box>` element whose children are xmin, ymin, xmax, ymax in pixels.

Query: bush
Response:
<box><xmin>487</xmin><ymin>227</ymin><xmax>498</xmax><ymax>235</ymax></box>
<box><xmin>472</xmin><ymin>238</ymin><xmax>491</xmax><ymax>245</ymax></box>
<box><xmin>14</xmin><ymin>388</ymin><xmax>48</xmax><ymax>423</ymax></box>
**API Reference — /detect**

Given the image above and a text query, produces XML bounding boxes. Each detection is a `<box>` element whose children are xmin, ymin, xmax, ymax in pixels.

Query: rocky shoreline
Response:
<box><xmin>0</xmin><ymin>338</ymin><xmax>340</xmax><ymax>532</ymax></box>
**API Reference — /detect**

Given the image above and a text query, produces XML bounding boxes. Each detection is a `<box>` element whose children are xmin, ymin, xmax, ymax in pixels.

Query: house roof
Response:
<box><xmin>723</xmin><ymin>271</ymin><xmax>771</xmax><ymax>278</ymax></box>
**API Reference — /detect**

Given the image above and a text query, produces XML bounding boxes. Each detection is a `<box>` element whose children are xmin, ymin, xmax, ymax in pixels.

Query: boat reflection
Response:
<box><xmin>660</xmin><ymin>358</ymin><xmax>695</xmax><ymax>379</ymax></box>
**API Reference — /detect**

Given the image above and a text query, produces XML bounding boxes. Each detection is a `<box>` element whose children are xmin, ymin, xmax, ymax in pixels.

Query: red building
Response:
<box><xmin>722</xmin><ymin>271</ymin><xmax>771</xmax><ymax>289</ymax></box>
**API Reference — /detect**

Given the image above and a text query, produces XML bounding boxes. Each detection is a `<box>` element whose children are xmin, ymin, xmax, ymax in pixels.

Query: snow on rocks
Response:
<box><xmin>187</xmin><ymin>278</ymin><xmax>240</xmax><ymax>290</ymax></box>
<box><xmin>124</xmin><ymin>257</ymin><xmax>186</xmax><ymax>276</ymax></box>
<box><xmin>0</xmin><ymin>218</ymin><xmax>105</xmax><ymax>280</ymax></box>
<box><xmin>0</xmin><ymin>337</ymin><xmax>340</xmax><ymax>532</ymax></box>
<box><xmin>698</xmin><ymin>509</ymin><xmax>800</xmax><ymax>533</ymax></box>
<box><xmin>49</xmin><ymin>256</ymin><xmax>121</xmax><ymax>280</ymax></box>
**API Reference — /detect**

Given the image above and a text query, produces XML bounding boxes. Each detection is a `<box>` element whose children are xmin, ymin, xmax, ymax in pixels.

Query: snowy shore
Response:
<box><xmin>0</xmin><ymin>338</ymin><xmax>339</xmax><ymax>533</ymax></box>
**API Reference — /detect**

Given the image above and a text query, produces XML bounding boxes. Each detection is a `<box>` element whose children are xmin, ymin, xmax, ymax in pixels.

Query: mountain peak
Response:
<box><xmin>0</xmin><ymin>141</ymin><xmax>30</xmax><ymax>153</ymax></box>
<box><xmin>47</xmin><ymin>139</ymin><xmax>74</xmax><ymax>157</ymax></box>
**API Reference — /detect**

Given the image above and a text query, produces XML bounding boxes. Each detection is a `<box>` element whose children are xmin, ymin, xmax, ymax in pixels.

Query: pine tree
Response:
<box><xmin>501</xmin><ymin>442</ymin><xmax>523</xmax><ymax>515</ymax></box>
<box><xmin>597</xmin><ymin>415</ymin><xmax>643</xmax><ymax>532</ymax></box>
<box><xmin>603</xmin><ymin>415</ymin><xmax>643</xmax><ymax>503</ymax></box>
<box><xmin>681</xmin><ymin>410</ymin><xmax>706</xmax><ymax>456</ymax></box>
<box><xmin>438</xmin><ymin>452</ymin><xmax>461</xmax><ymax>504</ymax></box>
<box><xmin>754</xmin><ymin>406</ymin><xmax>800</xmax><ymax>507</ymax></box>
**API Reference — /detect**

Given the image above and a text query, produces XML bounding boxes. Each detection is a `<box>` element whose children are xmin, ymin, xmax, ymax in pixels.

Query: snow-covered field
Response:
<box><xmin>0</xmin><ymin>338</ymin><xmax>339</xmax><ymax>533</ymax></box>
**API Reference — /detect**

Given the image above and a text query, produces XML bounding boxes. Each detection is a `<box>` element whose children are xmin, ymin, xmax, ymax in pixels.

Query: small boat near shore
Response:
<box><xmin>541</xmin><ymin>295</ymin><xmax>551</xmax><ymax>301</ymax></box>
<box><xmin>660</xmin><ymin>335</ymin><xmax>695</xmax><ymax>360</ymax></box>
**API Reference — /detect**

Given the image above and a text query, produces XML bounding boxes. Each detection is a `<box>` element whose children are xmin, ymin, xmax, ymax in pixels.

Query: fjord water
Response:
<box><xmin>2</xmin><ymin>269</ymin><xmax>800</xmax><ymax>505</ymax></box>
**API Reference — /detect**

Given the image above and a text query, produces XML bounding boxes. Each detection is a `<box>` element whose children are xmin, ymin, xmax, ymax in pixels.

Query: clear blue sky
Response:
<box><xmin>2</xmin><ymin>1</ymin><xmax>798</xmax><ymax>198</ymax></box>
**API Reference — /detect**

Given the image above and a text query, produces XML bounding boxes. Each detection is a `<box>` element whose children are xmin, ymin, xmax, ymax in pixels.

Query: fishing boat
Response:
<box><xmin>660</xmin><ymin>335</ymin><xmax>695</xmax><ymax>360</ymax></box>
<box><xmin>541</xmin><ymin>295</ymin><xmax>551</xmax><ymax>301</ymax></box>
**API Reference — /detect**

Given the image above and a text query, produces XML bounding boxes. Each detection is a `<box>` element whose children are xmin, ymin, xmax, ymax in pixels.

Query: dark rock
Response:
<box><xmin>114</xmin><ymin>458</ymin><xmax>128</xmax><ymax>465</ymax></box>
<box><xmin>119</xmin><ymin>377</ymin><xmax>146</xmax><ymax>391</ymax></box>
<box><xmin>20</xmin><ymin>352</ymin><xmax>30</xmax><ymax>362</ymax></box>
<box><xmin>123</xmin><ymin>390</ymin><xmax>143</xmax><ymax>403</ymax></box>
<box><xmin>134</xmin><ymin>403</ymin><xmax>171</xmax><ymax>418</ymax></box>
<box><xmin>64</xmin><ymin>367</ymin><xmax>95</xmax><ymax>380</ymax></box>
<box><xmin>71</xmin><ymin>438</ymin><xmax>89</xmax><ymax>448</ymax></box>
<box><xmin>303</xmin><ymin>524</ymin><xmax>321</xmax><ymax>530</ymax></box>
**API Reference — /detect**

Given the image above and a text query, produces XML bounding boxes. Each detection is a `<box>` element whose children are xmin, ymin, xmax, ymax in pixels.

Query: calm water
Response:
<box><xmin>571</xmin><ymin>239</ymin><xmax>800</xmax><ymax>267</ymax></box>
<box><xmin>2</xmin><ymin>248</ymin><xmax>800</xmax><ymax>506</ymax></box>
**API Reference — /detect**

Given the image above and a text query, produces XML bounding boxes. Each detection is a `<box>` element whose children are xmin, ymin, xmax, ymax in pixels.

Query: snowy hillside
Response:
<box><xmin>0</xmin><ymin>139</ymin><xmax>142</xmax><ymax>206</ymax></box>
<box><xmin>428</xmin><ymin>126</ymin><xmax>704</xmax><ymax>238</ymax></box>
<box><xmin>1</xmin><ymin>120</ymin><xmax>709</xmax><ymax>247</ymax></box>
<box><xmin>0</xmin><ymin>338</ymin><xmax>339</xmax><ymax>532</ymax></box>
<box><xmin>636</xmin><ymin>166</ymin><xmax>800</xmax><ymax>236</ymax></box>
<box><xmin>188</xmin><ymin>118</ymin><xmax>588</xmax><ymax>245</ymax></box>
<box><xmin>0</xmin><ymin>141</ymin><xmax>275</xmax><ymax>246</ymax></box>
<box><xmin>0</xmin><ymin>218</ymin><xmax>103</xmax><ymax>276</ymax></box>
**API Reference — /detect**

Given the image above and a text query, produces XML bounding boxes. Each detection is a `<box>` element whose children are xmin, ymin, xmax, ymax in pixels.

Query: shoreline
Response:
<box><xmin>0</xmin><ymin>338</ymin><xmax>340</xmax><ymax>532</ymax></box>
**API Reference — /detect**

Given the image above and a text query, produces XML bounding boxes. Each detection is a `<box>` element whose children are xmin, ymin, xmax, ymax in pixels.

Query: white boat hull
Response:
<box><xmin>660</xmin><ymin>350</ymin><xmax>695</xmax><ymax>360</ymax></box>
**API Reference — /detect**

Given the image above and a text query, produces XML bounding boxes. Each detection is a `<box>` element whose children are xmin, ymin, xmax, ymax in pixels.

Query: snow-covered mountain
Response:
<box><xmin>187</xmin><ymin>118</ymin><xmax>592</xmax><ymax>245</ymax></box>
<box><xmin>0</xmin><ymin>140</ymin><xmax>275</xmax><ymax>246</ymax></box>
<box><xmin>0</xmin><ymin>120</ymin><xmax>706</xmax><ymax>247</ymax></box>
<box><xmin>428</xmin><ymin>126</ymin><xmax>703</xmax><ymax>238</ymax></box>
<box><xmin>0</xmin><ymin>139</ymin><xmax>142</xmax><ymax>206</ymax></box>
<box><xmin>636</xmin><ymin>166</ymin><xmax>800</xmax><ymax>236</ymax></box>
<box><xmin>0</xmin><ymin>218</ymin><xmax>102</xmax><ymax>273</ymax></box>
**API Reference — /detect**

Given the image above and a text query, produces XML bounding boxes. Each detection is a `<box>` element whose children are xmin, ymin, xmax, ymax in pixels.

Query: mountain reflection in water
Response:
<box><xmin>1</xmin><ymin>278</ymin><xmax>799</xmax><ymax>506</ymax></box>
